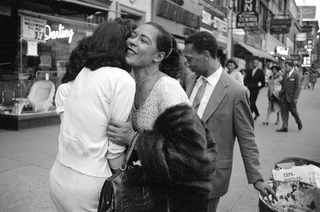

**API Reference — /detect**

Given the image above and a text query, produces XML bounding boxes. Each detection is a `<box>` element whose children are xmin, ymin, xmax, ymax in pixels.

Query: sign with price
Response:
<box><xmin>21</xmin><ymin>16</ymin><xmax>47</xmax><ymax>41</ymax></box>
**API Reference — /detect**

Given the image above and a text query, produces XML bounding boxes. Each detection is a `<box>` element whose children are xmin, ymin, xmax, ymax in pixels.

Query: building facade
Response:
<box><xmin>200</xmin><ymin>0</ymin><xmax>228</xmax><ymax>50</ymax></box>
<box><xmin>151</xmin><ymin>0</ymin><xmax>202</xmax><ymax>48</ymax></box>
<box><xmin>0</xmin><ymin>0</ymin><xmax>111</xmax><ymax>105</ymax></box>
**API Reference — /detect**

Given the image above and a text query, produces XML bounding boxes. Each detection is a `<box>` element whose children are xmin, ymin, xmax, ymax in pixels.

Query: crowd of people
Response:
<box><xmin>224</xmin><ymin>55</ymin><xmax>319</xmax><ymax>132</ymax></box>
<box><xmin>48</xmin><ymin>18</ymin><xmax>320</xmax><ymax>212</ymax></box>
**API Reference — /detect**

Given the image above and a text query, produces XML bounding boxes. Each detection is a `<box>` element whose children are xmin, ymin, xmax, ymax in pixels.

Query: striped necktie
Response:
<box><xmin>192</xmin><ymin>78</ymin><xmax>207</xmax><ymax>112</ymax></box>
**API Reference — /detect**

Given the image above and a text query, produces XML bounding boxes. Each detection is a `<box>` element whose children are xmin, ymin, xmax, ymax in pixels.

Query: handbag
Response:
<box><xmin>97</xmin><ymin>133</ymin><xmax>139</xmax><ymax>212</ymax></box>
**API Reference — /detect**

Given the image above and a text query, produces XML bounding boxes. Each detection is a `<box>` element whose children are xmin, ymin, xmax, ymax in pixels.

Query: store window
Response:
<box><xmin>19</xmin><ymin>14</ymin><xmax>96</xmax><ymax>90</ymax></box>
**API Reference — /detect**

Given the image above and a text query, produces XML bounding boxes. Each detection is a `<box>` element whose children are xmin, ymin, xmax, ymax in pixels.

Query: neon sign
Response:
<box><xmin>44</xmin><ymin>24</ymin><xmax>74</xmax><ymax>44</ymax></box>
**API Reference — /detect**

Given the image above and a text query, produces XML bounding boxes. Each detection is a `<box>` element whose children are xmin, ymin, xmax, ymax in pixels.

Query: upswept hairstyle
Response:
<box><xmin>84</xmin><ymin>19</ymin><xmax>136</xmax><ymax>72</ymax></box>
<box><xmin>145</xmin><ymin>22</ymin><xmax>181</xmax><ymax>78</ymax></box>
<box><xmin>62</xmin><ymin>36</ymin><xmax>90</xmax><ymax>83</ymax></box>
<box><xmin>185</xmin><ymin>31</ymin><xmax>218</xmax><ymax>59</ymax></box>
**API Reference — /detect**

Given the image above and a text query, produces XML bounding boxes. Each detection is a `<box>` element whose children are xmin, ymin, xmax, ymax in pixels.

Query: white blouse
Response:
<box><xmin>57</xmin><ymin>67</ymin><xmax>136</xmax><ymax>178</ymax></box>
<box><xmin>55</xmin><ymin>82</ymin><xmax>73</xmax><ymax>114</ymax></box>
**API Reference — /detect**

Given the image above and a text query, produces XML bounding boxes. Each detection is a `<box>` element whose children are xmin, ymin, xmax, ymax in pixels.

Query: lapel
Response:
<box><xmin>252</xmin><ymin>68</ymin><xmax>260</xmax><ymax>78</ymax></box>
<box><xmin>202</xmin><ymin>72</ymin><xmax>229</xmax><ymax>122</ymax></box>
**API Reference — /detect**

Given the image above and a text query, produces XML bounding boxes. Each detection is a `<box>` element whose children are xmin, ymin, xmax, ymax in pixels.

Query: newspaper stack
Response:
<box><xmin>272</xmin><ymin>164</ymin><xmax>320</xmax><ymax>188</ymax></box>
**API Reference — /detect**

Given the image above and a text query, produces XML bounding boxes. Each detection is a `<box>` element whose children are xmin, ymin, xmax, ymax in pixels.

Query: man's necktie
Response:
<box><xmin>192</xmin><ymin>78</ymin><xmax>207</xmax><ymax>112</ymax></box>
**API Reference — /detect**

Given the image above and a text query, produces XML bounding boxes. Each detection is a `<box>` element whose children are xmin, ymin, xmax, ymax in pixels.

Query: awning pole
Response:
<box><xmin>227</xmin><ymin>0</ymin><xmax>234</xmax><ymax>60</ymax></box>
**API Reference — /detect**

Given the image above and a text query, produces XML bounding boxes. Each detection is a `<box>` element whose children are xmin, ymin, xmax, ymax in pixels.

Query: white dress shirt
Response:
<box><xmin>190</xmin><ymin>66</ymin><xmax>223</xmax><ymax>118</ymax></box>
<box><xmin>57</xmin><ymin>67</ymin><xmax>136</xmax><ymax>178</ymax></box>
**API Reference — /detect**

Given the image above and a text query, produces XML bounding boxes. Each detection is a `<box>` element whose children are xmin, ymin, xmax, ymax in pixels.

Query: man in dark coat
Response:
<box><xmin>277</xmin><ymin>60</ymin><xmax>303</xmax><ymax>132</ymax></box>
<box><xmin>244</xmin><ymin>58</ymin><xmax>265</xmax><ymax>120</ymax></box>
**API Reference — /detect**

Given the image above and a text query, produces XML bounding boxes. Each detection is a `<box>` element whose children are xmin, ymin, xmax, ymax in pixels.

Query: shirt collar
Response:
<box><xmin>288</xmin><ymin>68</ymin><xmax>294</xmax><ymax>76</ymax></box>
<box><xmin>200</xmin><ymin>65</ymin><xmax>223</xmax><ymax>85</ymax></box>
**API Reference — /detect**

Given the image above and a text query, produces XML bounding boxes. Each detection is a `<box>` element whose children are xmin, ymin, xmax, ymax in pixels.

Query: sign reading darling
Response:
<box><xmin>44</xmin><ymin>24</ymin><xmax>74</xmax><ymax>44</ymax></box>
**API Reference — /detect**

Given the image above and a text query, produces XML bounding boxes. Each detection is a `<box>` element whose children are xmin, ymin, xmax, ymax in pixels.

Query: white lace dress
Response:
<box><xmin>132</xmin><ymin>75</ymin><xmax>190</xmax><ymax>132</ymax></box>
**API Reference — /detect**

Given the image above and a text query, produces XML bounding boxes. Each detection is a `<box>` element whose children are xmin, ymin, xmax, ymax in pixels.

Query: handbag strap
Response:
<box><xmin>120</xmin><ymin>132</ymin><xmax>139</xmax><ymax>171</ymax></box>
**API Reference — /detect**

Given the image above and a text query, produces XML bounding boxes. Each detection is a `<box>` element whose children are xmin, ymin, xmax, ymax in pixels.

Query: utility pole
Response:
<box><xmin>227</xmin><ymin>0</ymin><xmax>235</xmax><ymax>59</ymax></box>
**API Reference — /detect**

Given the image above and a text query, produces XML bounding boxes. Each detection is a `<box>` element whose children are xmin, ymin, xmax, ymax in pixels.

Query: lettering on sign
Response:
<box><xmin>44</xmin><ymin>24</ymin><xmax>74</xmax><ymax>44</ymax></box>
<box><xmin>244</xmin><ymin>0</ymin><xmax>254</xmax><ymax>12</ymax></box>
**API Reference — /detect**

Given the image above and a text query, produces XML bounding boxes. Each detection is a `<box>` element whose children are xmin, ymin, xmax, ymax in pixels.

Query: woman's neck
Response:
<box><xmin>132</xmin><ymin>65</ymin><xmax>161</xmax><ymax>86</ymax></box>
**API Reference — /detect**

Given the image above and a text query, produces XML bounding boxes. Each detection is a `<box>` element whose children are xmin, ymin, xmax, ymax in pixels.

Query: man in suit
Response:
<box><xmin>244</xmin><ymin>58</ymin><xmax>265</xmax><ymax>120</ymax></box>
<box><xmin>277</xmin><ymin>60</ymin><xmax>302</xmax><ymax>132</ymax></box>
<box><xmin>183</xmin><ymin>31</ymin><xmax>275</xmax><ymax>212</ymax></box>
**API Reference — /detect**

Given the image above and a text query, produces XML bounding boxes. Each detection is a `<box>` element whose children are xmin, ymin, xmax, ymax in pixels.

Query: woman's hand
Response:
<box><xmin>107</xmin><ymin>120</ymin><xmax>135</xmax><ymax>147</ymax></box>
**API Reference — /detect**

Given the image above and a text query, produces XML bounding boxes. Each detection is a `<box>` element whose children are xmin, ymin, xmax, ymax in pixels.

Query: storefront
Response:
<box><xmin>0</xmin><ymin>0</ymin><xmax>109</xmax><ymax>129</ymax></box>
<box><xmin>18</xmin><ymin>11</ymin><xmax>97</xmax><ymax>89</ymax></box>
<box><xmin>152</xmin><ymin>0</ymin><xmax>202</xmax><ymax>49</ymax></box>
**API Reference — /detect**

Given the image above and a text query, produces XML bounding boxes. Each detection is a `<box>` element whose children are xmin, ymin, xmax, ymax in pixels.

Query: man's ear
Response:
<box><xmin>153</xmin><ymin>51</ymin><xmax>165</xmax><ymax>63</ymax></box>
<box><xmin>202</xmin><ymin>50</ymin><xmax>211</xmax><ymax>61</ymax></box>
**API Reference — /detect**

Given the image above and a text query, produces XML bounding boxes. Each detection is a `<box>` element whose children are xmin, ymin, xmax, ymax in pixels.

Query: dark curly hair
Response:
<box><xmin>62</xmin><ymin>37</ymin><xmax>90</xmax><ymax>83</ymax></box>
<box><xmin>145</xmin><ymin>22</ymin><xmax>181</xmax><ymax>78</ymax></box>
<box><xmin>84</xmin><ymin>19</ymin><xmax>136</xmax><ymax>72</ymax></box>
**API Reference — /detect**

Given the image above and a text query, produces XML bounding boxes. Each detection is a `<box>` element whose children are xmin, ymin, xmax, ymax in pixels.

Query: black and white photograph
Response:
<box><xmin>0</xmin><ymin>0</ymin><xmax>320</xmax><ymax>211</ymax></box>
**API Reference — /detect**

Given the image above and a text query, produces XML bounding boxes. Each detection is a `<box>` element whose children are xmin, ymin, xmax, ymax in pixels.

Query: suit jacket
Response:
<box><xmin>280</xmin><ymin>70</ymin><xmax>301</xmax><ymax>102</ymax></box>
<box><xmin>185</xmin><ymin>71</ymin><xmax>263</xmax><ymax>198</ymax></box>
<box><xmin>244</xmin><ymin>68</ymin><xmax>265</xmax><ymax>91</ymax></box>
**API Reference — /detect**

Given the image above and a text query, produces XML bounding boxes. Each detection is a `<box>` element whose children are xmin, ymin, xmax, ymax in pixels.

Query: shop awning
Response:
<box><xmin>56</xmin><ymin>0</ymin><xmax>112</xmax><ymax>11</ymax></box>
<box><xmin>234</xmin><ymin>41</ymin><xmax>277</xmax><ymax>62</ymax></box>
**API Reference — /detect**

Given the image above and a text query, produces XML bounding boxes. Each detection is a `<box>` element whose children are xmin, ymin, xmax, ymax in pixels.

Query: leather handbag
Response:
<box><xmin>97</xmin><ymin>133</ymin><xmax>139</xmax><ymax>212</ymax></box>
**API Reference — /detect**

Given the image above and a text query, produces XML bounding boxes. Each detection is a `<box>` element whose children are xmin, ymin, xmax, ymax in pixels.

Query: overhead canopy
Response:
<box><xmin>234</xmin><ymin>41</ymin><xmax>277</xmax><ymax>62</ymax></box>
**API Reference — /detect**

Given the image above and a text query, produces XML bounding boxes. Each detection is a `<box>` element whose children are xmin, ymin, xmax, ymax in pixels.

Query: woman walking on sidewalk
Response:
<box><xmin>263</xmin><ymin>65</ymin><xmax>283</xmax><ymax>126</ymax></box>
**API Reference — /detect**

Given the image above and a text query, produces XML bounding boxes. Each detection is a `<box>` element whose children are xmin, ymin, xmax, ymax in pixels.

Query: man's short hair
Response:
<box><xmin>185</xmin><ymin>31</ymin><xmax>218</xmax><ymax>58</ymax></box>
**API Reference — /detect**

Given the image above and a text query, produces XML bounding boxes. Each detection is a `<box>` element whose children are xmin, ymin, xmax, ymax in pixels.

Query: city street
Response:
<box><xmin>0</xmin><ymin>85</ymin><xmax>320</xmax><ymax>212</ymax></box>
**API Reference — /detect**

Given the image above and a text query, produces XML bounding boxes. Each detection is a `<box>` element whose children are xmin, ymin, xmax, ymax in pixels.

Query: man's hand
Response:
<box><xmin>107</xmin><ymin>120</ymin><xmax>135</xmax><ymax>147</ymax></box>
<box><xmin>254</xmin><ymin>180</ymin><xmax>277</xmax><ymax>201</ymax></box>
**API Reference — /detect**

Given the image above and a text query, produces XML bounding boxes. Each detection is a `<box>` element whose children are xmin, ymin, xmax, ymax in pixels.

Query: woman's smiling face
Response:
<box><xmin>125</xmin><ymin>24</ymin><xmax>164</xmax><ymax>68</ymax></box>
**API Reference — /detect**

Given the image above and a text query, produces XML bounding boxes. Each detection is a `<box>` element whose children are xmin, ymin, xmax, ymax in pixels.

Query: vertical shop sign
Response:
<box><xmin>21</xmin><ymin>16</ymin><xmax>47</xmax><ymax>41</ymax></box>
<box><xmin>236</xmin><ymin>0</ymin><xmax>258</xmax><ymax>30</ymax></box>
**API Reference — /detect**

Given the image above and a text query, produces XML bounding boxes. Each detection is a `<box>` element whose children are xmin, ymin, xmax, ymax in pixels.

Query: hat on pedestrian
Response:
<box><xmin>226</xmin><ymin>58</ymin><xmax>238</xmax><ymax>69</ymax></box>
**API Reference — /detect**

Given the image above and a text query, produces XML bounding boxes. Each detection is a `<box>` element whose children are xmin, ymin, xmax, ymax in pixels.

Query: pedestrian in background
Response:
<box><xmin>49</xmin><ymin>20</ymin><xmax>136</xmax><ymax>212</ymax></box>
<box><xmin>262</xmin><ymin>65</ymin><xmax>283</xmax><ymax>126</ymax></box>
<box><xmin>183</xmin><ymin>31</ymin><xmax>275</xmax><ymax>212</ymax></box>
<box><xmin>277</xmin><ymin>60</ymin><xmax>303</xmax><ymax>132</ymax></box>
<box><xmin>309</xmin><ymin>68</ymin><xmax>319</xmax><ymax>90</ymax></box>
<box><xmin>244</xmin><ymin>57</ymin><xmax>265</xmax><ymax>120</ymax></box>
<box><xmin>225</xmin><ymin>58</ymin><xmax>244</xmax><ymax>85</ymax></box>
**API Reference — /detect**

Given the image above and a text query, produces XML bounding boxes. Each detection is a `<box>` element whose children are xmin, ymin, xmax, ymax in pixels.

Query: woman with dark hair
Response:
<box><xmin>49</xmin><ymin>19</ymin><xmax>136</xmax><ymax>212</ymax></box>
<box><xmin>226</xmin><ymin>58</ymin><xmax>244</xmax><ymax>85</ymax></box>
<box><xmin>108</xmin><ymin>22</ymin><xmax>189</xmax><ymax>133</ymax></box>
<box><xmin>263</xmin><ymin>65</ymin><xmax>283</xmax><ymax>126</ymax></box>
<box><xmin>55</xmin><ymin>36</ymin><xmax>90</xmax><ymax>118</ymax></box>
<box><xmin>106</xmin><ymin>23</ymin><xmax>198</xmax><ymax>211</ymax></box>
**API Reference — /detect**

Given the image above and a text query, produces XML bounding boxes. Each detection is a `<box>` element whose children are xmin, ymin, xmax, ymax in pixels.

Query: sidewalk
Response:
<box><xmin>1</xmin><ymin>86</ymin><xmax>320</xmax><ymax>212</ymax></box>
